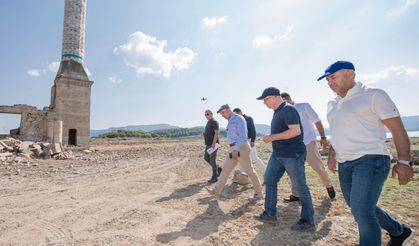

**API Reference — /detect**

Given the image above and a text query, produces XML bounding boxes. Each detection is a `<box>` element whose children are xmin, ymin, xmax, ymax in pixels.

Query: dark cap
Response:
<box><xmin>233</xmin><ymin>108</ymin><xmax>242</xmax><ymax>113</ymax></box>
<box><xmin>317</xmin><ymin>61</ymin><xmax>355</xmax><ymax>81</ymax></box>
<box><xmin>217</xmin><ymin>104</ymin><xmax>230</xmax><ymax>113</ymax></box>
<box><xmin>257</xmin><ymin>87</ymin><xmax>281</xmax><ymax>100</ymax></box>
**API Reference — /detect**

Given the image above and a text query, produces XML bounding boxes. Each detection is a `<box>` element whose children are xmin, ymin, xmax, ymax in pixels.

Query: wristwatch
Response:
<box><xmin>397</xmin><ymin>160</ymin><xmax>413</xmax><ymax>167</ymax></box>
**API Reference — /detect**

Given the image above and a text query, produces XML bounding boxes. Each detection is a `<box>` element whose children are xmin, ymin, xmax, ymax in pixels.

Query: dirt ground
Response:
<box><xmin>0</xmin><ymin>139</ymin><xmax>417</xmax><ymax>245</ymax></box>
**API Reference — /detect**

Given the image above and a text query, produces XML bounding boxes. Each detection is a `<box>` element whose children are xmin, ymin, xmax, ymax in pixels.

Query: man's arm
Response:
<box><xmin>382</xmin><ymin>116</ymin><xmax>413</xmax><ymax>185</ymax></box>
<box><xmin>263</xmin><ymin>124</ymin><xmax>301</xmax><ymax>143</ymax></box>
<box><xmin>314</xmin><ymin>121</ymin><xmax>328</xmax><ymax>148</ymax></box>
<box><xmin>211</xmin><ymin>129</ymin><xmax>219</xmax><ymax>148</ymax></box>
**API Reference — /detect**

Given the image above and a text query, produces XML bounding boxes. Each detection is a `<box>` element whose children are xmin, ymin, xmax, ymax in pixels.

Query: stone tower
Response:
<box><xmin>50</xmin><ymin>0</ymin><xmax>93</xmax><ymax>147</ymax></box>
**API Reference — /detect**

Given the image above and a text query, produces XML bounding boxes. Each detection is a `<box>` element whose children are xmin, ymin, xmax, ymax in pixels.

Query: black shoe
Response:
<box><xmin>387</xmin><ymin>224</ymin><xmax>415</xmax><ymax>246</ymax></box>
<box><xmin>284</xmin><ymin>195</ymin><xmax>300</xmax><ymax>203</ymax></box>
<box><xmin>217</xmin><ymin>166</ymin><xmax>222</xmax><ymax>177</ymax></box>
<box><xmin>207</xmin><ymin>177</ymin><xmax>217</xmax><ymax>184</ymax></box>
<box><xmin>327</xmin><ymin>186</ymin><xmax>336</xmax><ymax>199</ymax></box>
<box><xmin>254</xmin><ymin>211</ymin><xmax>277</xmax><ymax>224</ymax></box>
<box><xmin>291</xmin><ymin>219</ymin><xmax>315</xmax><ymax>231</ymax></box>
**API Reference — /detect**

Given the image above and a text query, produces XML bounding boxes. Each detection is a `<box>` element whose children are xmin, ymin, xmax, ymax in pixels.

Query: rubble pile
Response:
<box><xmin>0</xmin><ymin>137</ymin><xmax>74</xmax><ymax>164</ymax></box>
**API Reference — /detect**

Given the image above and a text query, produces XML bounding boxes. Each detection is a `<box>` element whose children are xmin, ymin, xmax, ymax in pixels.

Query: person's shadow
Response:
<box><xmin>156</xmin><ymin>182</ymin><xmax>207</xmax><ymax>202</ymax></box>
<box><xmin>156</xmin><ymin>197</ymin><xmax>255</xmax><ymax>243</ymax></box>
<box><xmin>250</xmin><ymin>198</ymin><xmax>333</xmax><ymax>245</ymax></box>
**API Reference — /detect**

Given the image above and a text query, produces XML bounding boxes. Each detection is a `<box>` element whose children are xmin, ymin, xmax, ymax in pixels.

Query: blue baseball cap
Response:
<box><xmin>317</xmin><ymin>61</ymin><xmax>355</xmax><ymax>81</ymax></box>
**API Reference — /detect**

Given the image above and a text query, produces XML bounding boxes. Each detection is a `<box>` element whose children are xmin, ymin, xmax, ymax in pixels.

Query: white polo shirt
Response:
<box><xmin>293</xmin><ymin>103</ymin><xmax>322</xmax><ymax>145</ymax></box>
<box><xmin>327</xmin><ymin>82</ymin><xmax>400</xmax><ymax>162</ymax></box>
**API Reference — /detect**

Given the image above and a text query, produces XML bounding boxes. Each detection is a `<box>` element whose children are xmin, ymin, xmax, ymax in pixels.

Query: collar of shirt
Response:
<box><xmin>336</xmin><ymin>82</ymin><xmax>363</xmax><ymax>102</ymax></box>
<box><xmin>274</xmin><ymin>101</ymin><xmax>286</xmax><ymax>113</ymax></box>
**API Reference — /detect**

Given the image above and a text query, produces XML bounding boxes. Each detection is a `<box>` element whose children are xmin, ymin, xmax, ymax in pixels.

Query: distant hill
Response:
<box><xmin>152</xmin><ymin>127</ymin><xmax>227</xmax><ymax>139</ymax></box>
<box><xmin>90</xmin><ymin>124</ymin><xmax>179</xmax><ymax>137</ymax></box>
<box><xmin>255</xmin><ymin>124</ymin><xmax>271</xmax><ymax>135</ymax></box>
<box><xmin>90</xmin><ymin>116</ymin><xmax>418</xmax><ymax>138</ymax></box>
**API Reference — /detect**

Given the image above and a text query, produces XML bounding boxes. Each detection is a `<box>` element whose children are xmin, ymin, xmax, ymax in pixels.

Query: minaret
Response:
<box><xmin>50</xmin><ymin>0</ymin><xmax>93</xmax><ymax>147</ymax></box>
<box><xmin>56</xmin><ymin>0</ymin><xmax>89</xmax><ymax>80</ymax></box>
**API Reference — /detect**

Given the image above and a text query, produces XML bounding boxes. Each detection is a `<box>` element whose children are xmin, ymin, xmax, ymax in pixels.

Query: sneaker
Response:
<box><xmin>291</xmin><ymin>219</ymin><xmax>315</xmax><ymax>231</ymax></box>
<box><xmin>327</xmin><ymin>186</ymin><xmax>336</xmax><ymax>199</ymax></box>
<box><xmin>283</xmin><ymin>195</ymin><xmax>300</xmax><ymax>203</ymax></box>
<box><xmin>250</xmin><ymin>192</ymin><xmax>263</xmax><ymax>202</ymax></box>
<box><xmin>217</xmin><ymin>166</ymin><xmax>222</xmax><ymax>177</ymax></box>
<box><xmin>254</xmin><ymin>211</ymin><xmax>277</xmax><ymax>224</ymax></box>
<box><xmin>387</xmin><ymin>224</ymin><xmax>415</xmax><ymax>246</ymax></box>
<box><xmin>207</xmin><ymin>177</ymin><xmax>217</xmax><ymax>184</ymax></box>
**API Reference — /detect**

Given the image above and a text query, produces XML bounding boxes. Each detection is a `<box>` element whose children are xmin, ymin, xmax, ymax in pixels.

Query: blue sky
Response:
<box><xmin>1</xmin><ymin>0</ymin><xmax>419</xmax><ymax>133</ymax></box>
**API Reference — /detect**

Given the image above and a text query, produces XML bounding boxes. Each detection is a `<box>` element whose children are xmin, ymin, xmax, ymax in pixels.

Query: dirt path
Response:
<box><xmin>0</xmin><ymin>140</ymin><xmax>417</xmax><ymax>245</ymax></box>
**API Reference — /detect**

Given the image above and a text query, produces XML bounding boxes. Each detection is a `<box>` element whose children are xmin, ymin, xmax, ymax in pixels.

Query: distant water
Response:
<box><xmin>387</xmin><ymin>131</ymin><xmax>419</xmax><ymax>138</ymax></box>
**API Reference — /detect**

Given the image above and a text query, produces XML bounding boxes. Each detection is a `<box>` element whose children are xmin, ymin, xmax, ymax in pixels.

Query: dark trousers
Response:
<box><xmin>204</xmin><ymin>146</ymin><xmax>218</xmax><ymax>178</ymax></box>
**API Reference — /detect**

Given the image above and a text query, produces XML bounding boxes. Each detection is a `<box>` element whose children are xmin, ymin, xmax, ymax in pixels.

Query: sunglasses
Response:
<box><xmin>205</xmin><ymin>113</ymin><xmax>211</xmax><ymax>116</ymax></box>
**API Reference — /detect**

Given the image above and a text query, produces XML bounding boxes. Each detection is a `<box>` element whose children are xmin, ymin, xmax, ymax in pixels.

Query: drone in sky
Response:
<box><xmin>201</xmin><ymin>97</ymin><xmax>207</xmax><ymax>101</ymax></box>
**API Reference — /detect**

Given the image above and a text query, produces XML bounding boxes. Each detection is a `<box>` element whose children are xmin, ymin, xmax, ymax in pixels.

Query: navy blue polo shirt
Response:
<box><xmin>271</xmin><ymin>102</ymin><xmax>306</xmax><ymax>158</ymax></box>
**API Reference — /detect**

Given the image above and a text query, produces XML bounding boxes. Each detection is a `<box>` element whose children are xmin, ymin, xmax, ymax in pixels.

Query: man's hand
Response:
<box><xmin>262</xmin><ymin>135</ymin><xmax>272</xmax><ymax>143</ymax></box>
<box><xmin>391</xmin><ymin>164</ymin><xmax>414</xmax><ymax>185</ymax></box>
<box><xmin>211</xmin><ymin>143</ymin><xmax>216</xmax><ymax>149</ymax></box>
<box><xmin>232</xmin><ymin>150</ymin><xmax>239</xmax><ymax>160</ymax></box>
<box><xmin>320</xmin><ymin>138</ymin><xmax>328</xmax><ymax>149</ymax></box>
<box><xmin>250</xmin><ymin>142</ymin><xmax>255</xmax><ymax>148</ymax></box>
<box><xmin>327</xmin><ymin>158</ymin><xmax>337</xmax><ymax>173</ymax></box>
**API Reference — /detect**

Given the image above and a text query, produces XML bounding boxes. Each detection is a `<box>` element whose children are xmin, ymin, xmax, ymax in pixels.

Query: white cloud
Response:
<box><xmin>114</xmin><ymin>32</ymin><xmax>198</xmax><ymax>78</ymax></box>
<box><xmin>253</xmin><ymin>26</ymin><xmax>294</xmax><ymax>48</ymax></box>
<box><xmin>202</xmin><ymin>16</ymin><xmax>228</xmax><ymax>28</ymax></box>
<box><xmin>27</xmin><ymin>69</ymin><xmax>42</xmax><ymax>77</ymax></box>
<box><xmin>358</xmin><ymin>65</ymin><xmax>419</xmax><ymax>85</ymax></box>
<box><xmin>109</xmin><ymin>76</ymin><xmax>122</xmax><ymax>84</ymax></box>
<box><xmin>389</xmin><ymin>0</ymin><xmax>417</xmax><ymax>15</ymax></box>
<box><xmin>47</xmin><ymin>61</ymin><xmax>60</xmax><ymax>73</ymax></box>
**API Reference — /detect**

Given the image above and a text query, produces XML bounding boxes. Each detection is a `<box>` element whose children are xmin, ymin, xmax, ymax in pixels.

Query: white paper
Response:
<box><xmin>207</xmin><ymin>143</ymin><xmax>221</xmax><ymax>154</ymax></box>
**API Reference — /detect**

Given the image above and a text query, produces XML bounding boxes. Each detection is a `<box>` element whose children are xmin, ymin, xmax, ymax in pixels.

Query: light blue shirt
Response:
<box><xmin>227</xmin><ymin>113</ymin><xmax>248</xmax><ymax>151</ymax></box>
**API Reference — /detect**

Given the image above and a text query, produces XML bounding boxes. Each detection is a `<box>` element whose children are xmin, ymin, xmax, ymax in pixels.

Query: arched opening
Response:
<box><xmin>0</xmin><ymin>114</ymin><xmax>21</xmax><ymax>138</ymax></box>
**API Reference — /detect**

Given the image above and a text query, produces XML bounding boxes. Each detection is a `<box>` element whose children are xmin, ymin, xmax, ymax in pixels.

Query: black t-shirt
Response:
<box><xmin>271</xmin><ymin>102</ymin><xmax>306</xmax><ymax>157</ymax></box>
<box><xmin>204</xmin><ymin>119</ymin><xmax>219</xmax><ymax>146</ymax></box>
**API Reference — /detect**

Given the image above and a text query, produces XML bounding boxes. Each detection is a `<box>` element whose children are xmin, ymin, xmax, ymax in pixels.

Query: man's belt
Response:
<box><xmin>229</xmin><ymin>143</ymin><xmax>235</xmax><ymax>147</ymax></box>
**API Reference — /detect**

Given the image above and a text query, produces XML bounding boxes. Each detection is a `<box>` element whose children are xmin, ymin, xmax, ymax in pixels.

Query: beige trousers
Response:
<box><xmin>292</xmin><ymin>140</ymin><xmax>333</xmax><ymax>196</ymax></box>
<box><xmin>214</xmin><ymin>142</ymin><xmax>262</xmax><ymax>196</ymax></box>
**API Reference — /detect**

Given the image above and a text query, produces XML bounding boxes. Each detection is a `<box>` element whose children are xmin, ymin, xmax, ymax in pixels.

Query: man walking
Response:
<box><xmin>319</xmin><ymin>61</ymin><xmax>415</xmax><ymax>246</ymax></box>
<box><xmin>203</xmin><ymin>109</ymin><xmax>221</xmax><ymax>183</ymax></box>
<box><xmin>207</xmin><ymin>104</ymin><xmax>263</xmax><ymax>201</ymax></box>
<box><xmin>280</xmin><ymin>92</ymin><xmax>336</xmax><ymax>201</ymax></box>
<box><xmin>254</xmin><ymin>87</ymin><xmax>315</xmax><ymax>231</ymax></box>
<box><xmin>232</xmin><ymin>108</ymin><xmax>266</xmax><ymax>184</ymax></box>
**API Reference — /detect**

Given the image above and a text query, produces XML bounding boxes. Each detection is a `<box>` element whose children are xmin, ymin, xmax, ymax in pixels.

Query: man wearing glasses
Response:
<box><xmin>203</xmin><ymin>109</ymin><xmax>221</xmax><ymax>183</ymax></box>
<box><xmin>254</xmin><ymin>87</ymin><xmax>315</xmax><ymax>231</ymax></box>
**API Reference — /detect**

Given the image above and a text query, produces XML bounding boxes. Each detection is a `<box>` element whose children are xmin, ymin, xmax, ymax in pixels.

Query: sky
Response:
<box><xmin>1</xmin><ymin>0</ymin><xmax>419</xmax><ymax>133</ymax></box>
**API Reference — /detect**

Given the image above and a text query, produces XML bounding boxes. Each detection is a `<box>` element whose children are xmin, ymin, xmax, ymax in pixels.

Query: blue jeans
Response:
<box><xmin>264</xmin><ymin>152</ymin><xmax>314</xmax><ymax>223</ymax></box>
<box><xmin>338</xmin><ymin>155</ymin><xmax>403</xmax><ymax>246</ymax></box>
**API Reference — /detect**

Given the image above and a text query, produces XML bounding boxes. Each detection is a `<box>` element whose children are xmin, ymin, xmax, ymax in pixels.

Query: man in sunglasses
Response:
<box><xmin>203</xmin><ymin>109</ymin><xmax>222</xmax><ymax>183</ymax></box>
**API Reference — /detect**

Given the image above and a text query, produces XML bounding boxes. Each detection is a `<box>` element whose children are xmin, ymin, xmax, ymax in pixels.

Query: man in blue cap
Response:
<box><xmin>319</xmin><ymin>61</ymin><xmax>415</xmax><ymax>246</ymax></box>
<box><xmin>254</xmin><ymin>87</ymin><xmax>315</xmax><ymax>231</ymax></box>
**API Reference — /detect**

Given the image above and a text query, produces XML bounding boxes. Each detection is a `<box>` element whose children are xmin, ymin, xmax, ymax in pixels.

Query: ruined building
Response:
<box><xmin>0</xmin><ymin>0</ymin><xmax>93</xmax><ymax>147</ymax></box>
